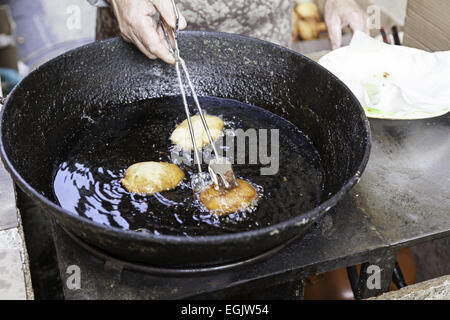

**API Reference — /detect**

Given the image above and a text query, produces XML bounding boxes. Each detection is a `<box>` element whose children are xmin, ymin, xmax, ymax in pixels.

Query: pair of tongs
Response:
<box><xmin>160</xmin><ymin>0</ymin><xmax>237</xmax><ymax>191</ymax></box>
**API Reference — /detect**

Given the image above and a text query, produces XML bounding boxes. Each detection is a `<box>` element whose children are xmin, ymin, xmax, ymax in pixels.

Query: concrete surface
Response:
<box><xmin>0</xmin><ymin>161</ymin><xmax>17</xmax><ymax>229</ymax></box>
<box><xmin>0</xmin><ymin>89</ymin><xmax>32</xmax><ymax>300</ymax></box>
<box><xmin>0</xmin><ymin>249</ymin><xmax>26</xmax><ymax>299</ymax></box>
<box><xmin>370</xmin><ymin>275</ymin><xmax>450</xmax><ymax>300</ymax></box>
<box><xmin>0</xmin><ymin>221</ymin><xmax>33</xmax><ymax>300</ymax></box>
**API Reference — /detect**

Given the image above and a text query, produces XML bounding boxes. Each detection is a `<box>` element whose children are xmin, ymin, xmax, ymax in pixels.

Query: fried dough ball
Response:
<box><xmin>170</xmin><ymin>115</ymin><xmax>223</xmax><ymax>151</ymax></box>
<box><xmin>297</xmin><ymin>19</ymin><xmax>327</xmax><ymax>41</ymax></box>
<box><xmin>292</xmin><ymin>10</ymin><xmax>300</xmax><ymax>42</ymax></box>
<box><xmin>199</xmin><ymin>179</ymin><xmax>257</xmax><ymax>215</ymax></box>
<box><xmin>292</xmin><ymin>2</ymin><xmax>327</xmax><ymax>41</ymax></box>
<box><xmin>121</xmin><ymin>162</ymin><xmax>184</xmax><ymax>195</ymax></box>
<box><xmin>295</xmin><ymin>2</ymin><xmax>320</xmax><ymax>21</ymax></box>
<box><xmin>297</xmin><ymin>19</ymin><xmax>315</xmax><ymax>41</ymax></box>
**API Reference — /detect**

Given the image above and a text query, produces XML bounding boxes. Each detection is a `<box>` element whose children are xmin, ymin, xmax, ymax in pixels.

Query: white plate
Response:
<box><xmin>318</xmin><ymin>32</ymin><xmax>450</xmax><ymax>120</ymax></box>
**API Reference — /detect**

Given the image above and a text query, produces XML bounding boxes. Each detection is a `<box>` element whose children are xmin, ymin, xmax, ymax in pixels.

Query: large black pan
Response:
<box><xmin>0</xmin><ymin>32</ymin><xmax>370</xmax><ymax>267</ymax></box>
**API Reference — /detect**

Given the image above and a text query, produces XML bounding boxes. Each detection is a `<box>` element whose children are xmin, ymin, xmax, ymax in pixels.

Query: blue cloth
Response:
<box><xmin>0</xmin><ymin>68</ymin><xmax>21</xmax><ymax>95</ymax></box>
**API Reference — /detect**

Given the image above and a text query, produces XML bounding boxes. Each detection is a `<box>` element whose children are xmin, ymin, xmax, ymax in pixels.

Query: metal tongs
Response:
<box><xmin>160</xmin><ymin>0</ymin><xmax>237</xmax><ymax>191</ymax></box>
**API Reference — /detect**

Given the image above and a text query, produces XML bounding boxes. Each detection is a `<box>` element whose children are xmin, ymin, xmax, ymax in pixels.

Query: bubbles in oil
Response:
<box><xmin>53</xmin><ymin>97</ymin><xmax>324</xmax><ymax>236</ymax></box>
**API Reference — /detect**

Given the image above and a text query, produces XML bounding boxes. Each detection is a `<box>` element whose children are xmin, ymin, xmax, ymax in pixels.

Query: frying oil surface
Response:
<box><xmin>53</xmin><ymin>97</ymin><xmax>324</xmax><ymax>236</ymax></box>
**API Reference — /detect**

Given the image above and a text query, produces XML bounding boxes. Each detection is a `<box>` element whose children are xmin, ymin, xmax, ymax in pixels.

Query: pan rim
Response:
<box><xmin>0</xmin><ymin>31</ymin><xmax>371</xmax><ymax>245</ymax></box>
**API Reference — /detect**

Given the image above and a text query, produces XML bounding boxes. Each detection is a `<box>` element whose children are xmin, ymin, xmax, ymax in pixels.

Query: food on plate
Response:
<box><xmin>292</xmin><ymin>10</ymin><xmax>300</xmax><ymax>42</ymax></box>
<box><xmin>292</xmin><ymin>2</ymin><xmax>327</xmax><ymax>41</ymax></box>
<box><xmin>295</xmin><ymin>2</ymin><xmax>320</xmax><ymax>20</ymax></box>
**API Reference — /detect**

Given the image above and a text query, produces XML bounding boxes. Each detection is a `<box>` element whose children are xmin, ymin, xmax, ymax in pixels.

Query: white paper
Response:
<box><xmin>318</xmin><ymin>31</ymin><xmax>450</xmax><ymax>119</ymax></box>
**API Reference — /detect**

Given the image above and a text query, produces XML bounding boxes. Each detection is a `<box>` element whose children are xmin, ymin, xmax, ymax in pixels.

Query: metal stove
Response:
<box><xmin>19</xmin><ymin>114</ymin><xmax>450</xmax><ymax>300</ymax></box>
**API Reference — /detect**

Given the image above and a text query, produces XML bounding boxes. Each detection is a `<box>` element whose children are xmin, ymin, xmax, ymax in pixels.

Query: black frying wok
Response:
<box><xmin>0</xmin><ymin>32</ymin><xmax>370</xmax><ymax>267</ymax></box>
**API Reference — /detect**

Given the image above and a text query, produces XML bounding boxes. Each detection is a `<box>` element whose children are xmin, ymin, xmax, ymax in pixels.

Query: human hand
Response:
<box><xmin>324</xmin><ymin>0</ymin><xmax>369</xmax><ymax>50</ymax></box>
<box><xmin>108</xmin><ymin>0</ymin><xmax>187</xmax><ymax>64</ymax></box>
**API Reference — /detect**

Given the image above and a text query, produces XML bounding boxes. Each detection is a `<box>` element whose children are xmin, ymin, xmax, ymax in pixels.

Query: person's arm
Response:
<box><xmin>88</xmin><ymin>0</ymin><xmax>187</xmax><ymax>64</ymax></box>
<box><xmin>324</xmin><ymin>0</ymin><xmax>369</xmax><ymax>50</ymax></box>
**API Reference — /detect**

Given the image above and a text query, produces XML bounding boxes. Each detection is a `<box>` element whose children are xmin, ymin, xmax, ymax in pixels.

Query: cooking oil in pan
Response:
<box><xmin>53</xmin><ymin>97</ymin><xmax>324</xmax><ymax>236</ymax></box>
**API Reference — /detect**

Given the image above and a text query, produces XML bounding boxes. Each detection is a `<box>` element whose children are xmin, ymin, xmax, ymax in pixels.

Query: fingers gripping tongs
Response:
<box><xmin>159</xmin><ymin>0</ymin><xmax>237</xmax><ymax>191</ymax></box>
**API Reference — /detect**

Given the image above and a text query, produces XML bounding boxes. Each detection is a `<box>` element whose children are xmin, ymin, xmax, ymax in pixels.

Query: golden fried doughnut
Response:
<box><xmin>199</xmin><ymin>179</ymin><xmax>257</xmax><ymax>215</ymax></box>
<box><xmin>295</xmin><ymin>2</ymin><xmax>320</xmax><ymax>21</ymax></box>
<box><xmin>170</xmin><ymin>114</ymin><xmax>223</xmax><ymax>151</ymax></box>
<box><xmin>121</xmin><ymin>162</ymin><xmax>184</xmax><ymax>195</ymax></box>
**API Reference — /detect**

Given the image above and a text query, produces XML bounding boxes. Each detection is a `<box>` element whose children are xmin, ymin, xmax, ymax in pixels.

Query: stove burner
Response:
<box><xmin>60</xmin><ymin>225</ymin><xmax>301</xmax><ymax>277</ymax></box>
